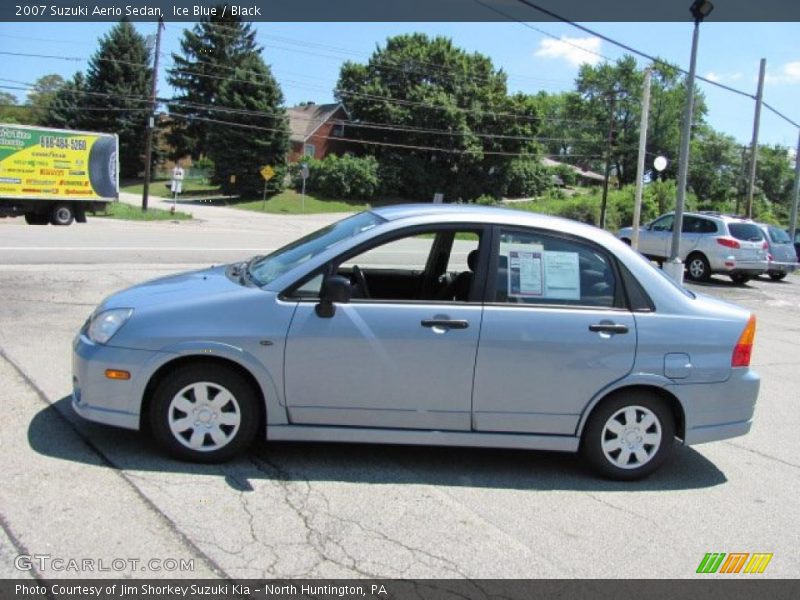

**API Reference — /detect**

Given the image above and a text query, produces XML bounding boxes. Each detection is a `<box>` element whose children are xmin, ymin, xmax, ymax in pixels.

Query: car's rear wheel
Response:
<box><xmin>24</xmin><ymin>213</ymin><xmax>49</xmax><ymax>225</ymax></box>
<box><xmin>581</xmin><ymin>391</ymin><xmax>675</xmax><ymax>480</ymax></box>
<box><xmin>685</xmin><ymin>253</ymin><xmax>711</xmax><ymax>282</ymax></box>
<box><xmin>149</xmin><ymin>363</ymin><xmax>259</xmax><ymax>462</ymax></box>
<box><xmin>768</xmin><ymin>271</ymin><xmax>787</xmax><ymax>281</ymax></box>
<box><xmin>730</xmin><ymin>273</ymin><xmax>751</xmax><ymax>285</ymax></box>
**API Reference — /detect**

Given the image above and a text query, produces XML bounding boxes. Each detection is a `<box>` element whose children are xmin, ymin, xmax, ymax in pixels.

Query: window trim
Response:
<box><xmin>482</xmin><ymin>224</ymin><xmax>630</xmax><ymax>311</ymax></box>
<box><xmin>279</xmin><ymin>222</ymin><xmax>492</xmax><ymax>305</ymax></box>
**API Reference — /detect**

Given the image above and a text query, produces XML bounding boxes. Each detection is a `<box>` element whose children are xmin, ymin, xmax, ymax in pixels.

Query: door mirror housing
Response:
<box><xmin>315</xmin><ymin>275</ymin><xmax>352</xmax><ymax>318</ymax></box>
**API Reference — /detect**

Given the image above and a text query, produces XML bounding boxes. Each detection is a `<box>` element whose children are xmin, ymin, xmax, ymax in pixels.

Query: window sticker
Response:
<box><xmin>504</xmin><ymin>243</ymin><xmax>544</xmax><ymax>298</ymax></box>
<box><xmin>543</xmin><ymin>251</ymin><xmax>581</xmax><ymax>300</ymax></box>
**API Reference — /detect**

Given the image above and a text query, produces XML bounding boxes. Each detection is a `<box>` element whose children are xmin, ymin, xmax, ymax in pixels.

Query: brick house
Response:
<box><xmin>287</xmin><ymin>102</ymin><xmax>352</xmax><ymax>162</ymax></box>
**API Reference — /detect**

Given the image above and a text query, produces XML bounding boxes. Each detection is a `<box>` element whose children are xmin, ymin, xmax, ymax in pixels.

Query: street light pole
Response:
<box><xmin>632</xmin><ymin>67</ymin><xmax>652</xmax><ymax>251</ymax></box>
<box><xmin>664</xmin><ymin>0</ymin><xmax>713</xmax><ymax>283</ymax></box>
<box><xmin>789</xmin><ymin>130</ymin><xmax>800</xmax><ymax>245</ymax></box>
<box><xmin>142</xmin><ymin>17</ymin><xmax>164</xmax><ymax>213</ymax></box>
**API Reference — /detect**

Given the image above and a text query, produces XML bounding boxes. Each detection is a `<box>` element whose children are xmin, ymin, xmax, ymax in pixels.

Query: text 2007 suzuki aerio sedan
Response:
<box><xmin>73</xmin><ymin>205</ymin><xmax>760</xmax><ymax>480</ymax></box>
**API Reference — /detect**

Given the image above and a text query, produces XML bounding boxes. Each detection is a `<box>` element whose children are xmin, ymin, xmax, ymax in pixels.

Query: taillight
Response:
<box><xmin>732</xmin><ymin>314</ymin><xmax>756</xmax><ymax>368</ymax></box>
<box><xmin>762</xmin><ymin>241</ymin><xmax>769</xmax><ymax>250</ymax></box>
<box><xmin>717</xmin><ymin>237</ymin><xmax>740</xmax><ymax>249</ymax></box>
<box><xmin>767</xmin><ymin>253</ymin><xmax>774</xmax><ymax>262</ymax></box>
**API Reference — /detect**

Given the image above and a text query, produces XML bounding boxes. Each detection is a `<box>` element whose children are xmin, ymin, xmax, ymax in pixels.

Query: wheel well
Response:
<box><xmin>584</xmin><ymin>385</ymin><xmax>685</xmax><ymax>441</ymax></box>
<box><xmin>140</xmin><ymin>356</ymin><xmax>267</xmax><ymax>438</ymax></box>
<box><xmin>621</xmin><ymin>238</ymin><xmax>632</xmax><ymax>246</ymax></box>
<box><xmin>686</xmin><ymin>250</ymin><xmax>707</xmax><ymax>264</ymax></box>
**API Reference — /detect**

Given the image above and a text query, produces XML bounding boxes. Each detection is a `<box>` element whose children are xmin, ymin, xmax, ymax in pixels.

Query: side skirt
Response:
<box><xmin>266</xmin><ymin>425</ymin><xmax>580</xmax><ymax>453</ymax></box>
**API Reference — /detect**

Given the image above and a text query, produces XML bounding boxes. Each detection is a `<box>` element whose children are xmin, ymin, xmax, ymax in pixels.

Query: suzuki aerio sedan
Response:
<box><xmin>73</xmin><ymin>205</ymin><xmax>760</xmax><ymax>480</ymax></box>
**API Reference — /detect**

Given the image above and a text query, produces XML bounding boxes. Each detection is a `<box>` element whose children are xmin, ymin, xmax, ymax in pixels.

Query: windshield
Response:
<box><xmin>768</xmin><ymin>227</ymin><xmax>791</xmax><ymax>243</ymax></box>
<box><xmin>248</xmin><ymin>211</ymin><xmax>385</xmax><ymax>286</ymax></box>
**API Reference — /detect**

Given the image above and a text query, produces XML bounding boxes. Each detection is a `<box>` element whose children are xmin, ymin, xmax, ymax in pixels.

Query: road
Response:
<box><xmin>0</xmin><ymin>207</ymin><xmax>798</xmax><ymax>579</ymax></box>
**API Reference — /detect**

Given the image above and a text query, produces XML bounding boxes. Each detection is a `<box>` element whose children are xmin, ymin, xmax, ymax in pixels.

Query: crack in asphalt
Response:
<box><xmin>0</xmin><ymin>347</ymin><xmax>230</xmax><ymax>581</ymax></box>
<box><xmin>722</xmin><ymin>441</ymin><xmax>800</xmax><ymax>471</ymax></box>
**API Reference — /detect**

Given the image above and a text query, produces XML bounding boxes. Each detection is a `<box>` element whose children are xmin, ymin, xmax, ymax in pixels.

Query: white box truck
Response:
<box><xmin>0</xmin><ymin>123</ymin><xmax>119</xmax><ymax>225</ymax></box>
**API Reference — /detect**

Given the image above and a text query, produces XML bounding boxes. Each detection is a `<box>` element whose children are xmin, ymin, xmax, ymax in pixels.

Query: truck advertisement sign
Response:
<box><xmin>0</xmin><ymin>125</ymin><xmax>118</xmax><ymax>200</ymax></box>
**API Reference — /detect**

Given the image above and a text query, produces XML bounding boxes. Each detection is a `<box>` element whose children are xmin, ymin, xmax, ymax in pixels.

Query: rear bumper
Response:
<box><xmin>672</xmin><ymin>368</ymin><xmax>760</xmax><ymax>445</ymax></box>
<box><xmin>767</xmin><ymin>260</ymin><xmax>798</xmax><ymax>274</ymax></box>
<box><xmin>710</xmin><ymin>257</ymin><xmax>768</xmax><ymax>276</ymax></box>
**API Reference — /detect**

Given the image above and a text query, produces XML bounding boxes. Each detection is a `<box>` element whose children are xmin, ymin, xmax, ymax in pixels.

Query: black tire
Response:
<box><xmin>581</xmin><ymin>391</ymin><xmax>675</xmax><ymax>481</ymax></box>
<box><xmin>50</xmin><ymin>203</ymin><xmax>74</xmax><ymax>226</ymax></box>
<box><xmin>768</xmin><ymin>272</ymin><xmax>787</xmax><ymax>281</ymax></box>
<box><xmin>88</xmin><ymin>136</ymin><xmax>117</xmax><ymax>198</ymax></box>
<box><xmin>685</xmin><ymin>253</ymin><xmax>711</xmax><ymax>282</ymax></box>
<box><xmin>149</xmin><ymin>363</ymin><xmax>260</xmax><ymax>462</ymax></box>
<box><xmin>24</xmin><ymin>213</ymin><xmax>49</xmax><ymax>225</ymax></box>
<box><xmin>730</xmin><ymin>273</ymin><xmax>751</xmax><ymax>285</ymax></box>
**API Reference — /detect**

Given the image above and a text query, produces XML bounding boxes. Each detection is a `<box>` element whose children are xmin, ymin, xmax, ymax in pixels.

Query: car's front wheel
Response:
<box><xmin>581</xmin><ymin>391</ymin><xmax>675</xmax><ymax>480</ymax></box>
<box><xmin>149</xmin><ymin>363</ymin><xmax>259</xmax><ymax>462</ymax></box>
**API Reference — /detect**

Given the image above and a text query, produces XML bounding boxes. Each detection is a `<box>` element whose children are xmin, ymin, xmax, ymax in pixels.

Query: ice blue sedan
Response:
<box><xmin>72</xmin><ymin>204</ymin><xmax>760</xmax><ymax>479</ymax></box>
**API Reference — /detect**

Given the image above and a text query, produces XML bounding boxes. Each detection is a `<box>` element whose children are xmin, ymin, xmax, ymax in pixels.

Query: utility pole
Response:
<box><xmin>142</xmin><ymin>17</ymin><xmax>164</xmax><ymax>212</ymax></box>
<box><xmin>599</xmin><ymin>90</ymin><xmax>616</xmax><ymax>230</ymax></box>
<box><xmin>745</xmin><ymin>58</ymin><xmax>766</xmax><ymax>219</ymax></box>
<box><xmin>735</xmin><ymin>145</ymin><xmax>747</xmax><ymax>215</ymax></box>
<box><xmin>790</xmin><ymin>130</ymin><xmax>800</xmax><ymax>244</ymax></box>
<box><xmin>632</xmin><ymin>68</ymin><xmax>652</xmax><ymax>251</ymax></box>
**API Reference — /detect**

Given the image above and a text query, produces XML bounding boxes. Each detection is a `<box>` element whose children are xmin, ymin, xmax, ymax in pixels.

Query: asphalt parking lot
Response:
<box><xmin>1</xmin><ymin>208</ymin><xmax>798</xmax><ymax>579</ymax></box>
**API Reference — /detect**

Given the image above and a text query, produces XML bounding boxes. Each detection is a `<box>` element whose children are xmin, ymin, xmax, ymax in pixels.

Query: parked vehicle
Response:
<box><xmin>789</xmin><ymin>229</ymin><xmax>800</xmax><ymax>263</ymax></box>
<box><xmin>618</xmin><ymin>212</ymin><xmax>768</xmax><ymax>284</ymax></box>
<box><xmin>73</xmin><ymin>205</ymin><xmax>760</xmax><ymax>480</ymax></box>
<box><xmin>0</xmin><ymin>124</ymin><xmax>118</xmax><ymax>225</ymax></box>
<box><xmin>756</xmin><ymin>223</ymin><xmax>798</xmax><ymax>281</ymax></box>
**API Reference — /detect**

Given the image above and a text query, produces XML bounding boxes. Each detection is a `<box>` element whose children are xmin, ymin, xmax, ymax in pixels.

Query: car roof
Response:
<box><xmin>371</xmin><ymin>203</ymin><xmax>615</xmax><ymax>241</ymax></box>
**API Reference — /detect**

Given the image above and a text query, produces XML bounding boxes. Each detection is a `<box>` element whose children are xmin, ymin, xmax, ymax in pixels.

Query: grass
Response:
<box><xmin>233</xmin><ymin>189</ymin><xmax>374</xmax><ymax>214</ymax></box>
<box><xmin>95</xmin><ymin>201</ymin><xmax>193</xmax><ymax>221</ymax></box>
<box><xmin>120</xmin><ymin>179</ymin><xmax>221</xmax><ymax>198</ymax></box>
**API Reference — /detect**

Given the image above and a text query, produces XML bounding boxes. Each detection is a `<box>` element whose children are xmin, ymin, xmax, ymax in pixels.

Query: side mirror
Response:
<box><xmin>645</xmin><ymin>221</ymin><xmax>653</xmax><ymax>230</ymax></box>
<box><xmin>315</xmin><ymin>275</ymin><xmax>352</xmax><ymax>318</ymax></box>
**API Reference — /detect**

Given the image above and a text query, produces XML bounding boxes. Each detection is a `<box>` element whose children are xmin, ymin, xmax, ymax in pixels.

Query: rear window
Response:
<box><xmin>728</xmin><ymin>223</ymin><xmax>764</xmax><ymax>242</ymax></box>
<box><xmin>768</xmin><ymin>227</ymin><xmax>791</xmax><ymax>243</ymax></box>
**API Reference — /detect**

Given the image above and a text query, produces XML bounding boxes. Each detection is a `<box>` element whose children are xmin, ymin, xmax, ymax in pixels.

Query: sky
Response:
<box><xmin>1</xmin><ymin>20</ymin><xmax>798</xmax><ymax>150</ymax></box>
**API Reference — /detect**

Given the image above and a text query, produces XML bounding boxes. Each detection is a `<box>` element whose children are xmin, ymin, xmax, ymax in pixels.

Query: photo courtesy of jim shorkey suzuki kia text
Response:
<box><xmin>14</xmin><ymin>584</ymin><xmax>385</xmax><ymax>597</ymax></box>
<box><xmin>21</xmin><ymin>4</ymin><xmax>263</xmax><ymax>18</ymax></box>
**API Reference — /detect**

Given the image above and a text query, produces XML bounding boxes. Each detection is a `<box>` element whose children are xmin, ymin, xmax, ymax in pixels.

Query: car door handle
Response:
<box><xmin>421</xmin><ymin>319</ymin><xmax>469</xmax><ymax>330</ymax></box>
<box><xmin>588</xmin><ymin>323</ymin><xmax>629</xmax><ymax>334</ymax></box>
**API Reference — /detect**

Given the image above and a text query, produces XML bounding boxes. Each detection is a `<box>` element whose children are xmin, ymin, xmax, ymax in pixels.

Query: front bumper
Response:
<box><xmin>672</xmin><ymin>368</ymin><xmax>760</xmax><ymax>445</ymax></box>
<box><xmin>72</xmin><ymin>333</ymin><xmax>167</xmax><ymax>430</ymax></box>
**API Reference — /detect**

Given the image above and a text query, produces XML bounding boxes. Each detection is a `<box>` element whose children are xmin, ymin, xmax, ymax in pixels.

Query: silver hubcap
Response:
<box><xmin>168</xmin><ymin>382</ymin><xmax>241</xmax><ymax>452</ymax></box>
<box><xmin>601</xmin><ymin>406</ymin><xmax>662</xmax><ymax>470</ymax></box>
<box><xmin>689</xmin><ymin>259</ymin><xmax>705</xmax><ymax>278</ymax></box>
<box><xmin>56</xmin><ymin>208</ymin><xmax>71</xmax><ymax>222</ymax></box>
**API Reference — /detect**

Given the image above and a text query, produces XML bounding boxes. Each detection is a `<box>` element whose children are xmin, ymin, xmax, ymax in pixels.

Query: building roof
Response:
<box><xmin>541</xmin><ymin>157</ymin><xmax>605</xmax><ymax>182</ymax></box>
<box><xmin>286</xmin><ymin>103</ymin><xmax>345</xmax><ymax>143</ymax></box>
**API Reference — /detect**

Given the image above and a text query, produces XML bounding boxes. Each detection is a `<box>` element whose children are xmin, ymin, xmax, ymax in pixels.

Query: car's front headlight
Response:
<box><xmin>87</xmin><ymin>308</ymin><xmax>133</xmax><ymax>344</ymax></box>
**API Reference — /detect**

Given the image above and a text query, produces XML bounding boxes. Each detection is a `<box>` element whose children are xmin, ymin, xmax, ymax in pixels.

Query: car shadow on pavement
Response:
<box><xmin>30</xmin><ymin>397</ymin><xmax>727</xmax><ymax>493</ymax></box>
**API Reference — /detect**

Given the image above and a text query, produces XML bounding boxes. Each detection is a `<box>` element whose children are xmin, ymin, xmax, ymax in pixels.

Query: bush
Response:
<box><xmin>555</xmin><ymin>196</ymin><xmax>599</xmax><ymax>225</ymax></box>
<box><xmin>473</xmin><ymin>193</ymin><xmax>499</xmax><ymax>206</ymax></box>
<box><xmin>548</xmin><ymin>163</ymin><xmax>578</xmax><ymax>187</ymax></box>
<box><xmin>293</xmin><ymin>154</ymin><xmax>379</xmax><ymax>200</ymax></box>
<box><xmin>501</xmin><ymin>158</ymin><xmax>551</xmax><ymax>198</ymax></box>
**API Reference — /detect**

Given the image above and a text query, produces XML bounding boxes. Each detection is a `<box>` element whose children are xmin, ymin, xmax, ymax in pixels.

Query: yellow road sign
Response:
<box><xmin>260</xmin><ymin>165</ymin><xmax>275</xmax><ymax>181</ymax></box>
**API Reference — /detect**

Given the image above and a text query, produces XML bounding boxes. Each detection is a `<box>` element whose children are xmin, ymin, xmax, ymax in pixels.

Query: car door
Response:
<box><xmin>471</xmin><ymin>226</ymin><xmax>637</xmax><ymax>435</ymax></box>
<box><xmin>639</xmin><ymin>214</ymin><xmax>673</xmax><ymax>259</ymax></box>
<box><xmin>283</xmin><ymin>226</ymin><xmax>486</xmax><ymax>431</ymax></box>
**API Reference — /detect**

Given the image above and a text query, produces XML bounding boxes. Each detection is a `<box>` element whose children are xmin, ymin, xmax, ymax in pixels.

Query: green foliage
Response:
<box><xmin>501</xmin><ymin>158</ymin><xmax>551</xmax><ymax>198</ymax></box>
<box><xmin>44</xmin><ymin>72</ymin><xmax>86</xmax><ymax>129</ymax></box>
<box><xmin>474</xmin><ymin>194</ymin><xmax>499</xmax><ymax>205</ymax></box>
<box><xmin>334</xmin><ymin>33</ymin><xmax>540</xmax><ymax>201</ymax></box>
<box><xmin>0</xmin><ymin>91</ymin><xmax>33</xmax><ymax>124</ymax></box>
<box><xmin>548</xmin><ymin>163</ymin><xmax>578</xmax><ymax>186</ymax></box>
<box><xmin>78</xmin><ymin>21</ymin><xmax>153</xmax><ymax>178</ymax></box>
<box><xmin>170</xmin><ymin>16</ymin><xmax>288</xmax><ymax>198</ymax></box>
<box><xmin>26</xmin><ymin>74</ymin><xmax>65</xmax><ymax>124</ymax></box>
<box><xmin>294</xmin><ymin>154</ymin><xmax>380</xmax><ymax>201</ymax></box>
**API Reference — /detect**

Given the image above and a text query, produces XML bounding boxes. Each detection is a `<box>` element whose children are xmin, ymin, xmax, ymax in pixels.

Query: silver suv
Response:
<box><xmin>618</xmin><ymin>212</ymin><xmax>768</xmax><ymax>284</ymax></box>
<box><xmin>757</xmin><ymin>223</ymin><xmax>799</xmax><ymax>281</ymax></box>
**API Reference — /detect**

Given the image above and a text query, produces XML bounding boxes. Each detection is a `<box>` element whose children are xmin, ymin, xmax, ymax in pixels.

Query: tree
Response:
<box><xmin>334</xmin><ymin>34</ymin><xmax>541</xmax><ymax>200</ymax></box>
<box><xmin>81</xmin><ymin>21</ymin><xmax>153</xmax><ymax>178</ymax></box>
<box><xmin>0</xmin><ymin>91</ymin><xmax>33</xmax><ymax>124</ymax></box>
<box><xmin>205</xmin><ymin>53</ymin><xmax>289</xmax><ymax>197</ymax></box>
<box><xmin>168</xmin><ymin>14</ymin><xmax>261</xmax><ymax>160</ymax></box>
<box><xmin>26</xmin><ymin>74</ymin><xmax>65</xmax><ymax>123</ymax></box>
<box><xmin>43</xmin><ymin>73</ymin><xmax>86</xmax><ymax>129</ymax></box>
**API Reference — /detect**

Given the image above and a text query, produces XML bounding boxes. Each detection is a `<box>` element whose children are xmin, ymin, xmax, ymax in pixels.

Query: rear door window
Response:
<box><xmin>768</xmin><ymin>227</ymin><xmax>791</xmax><ymax>244</ymax></box>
